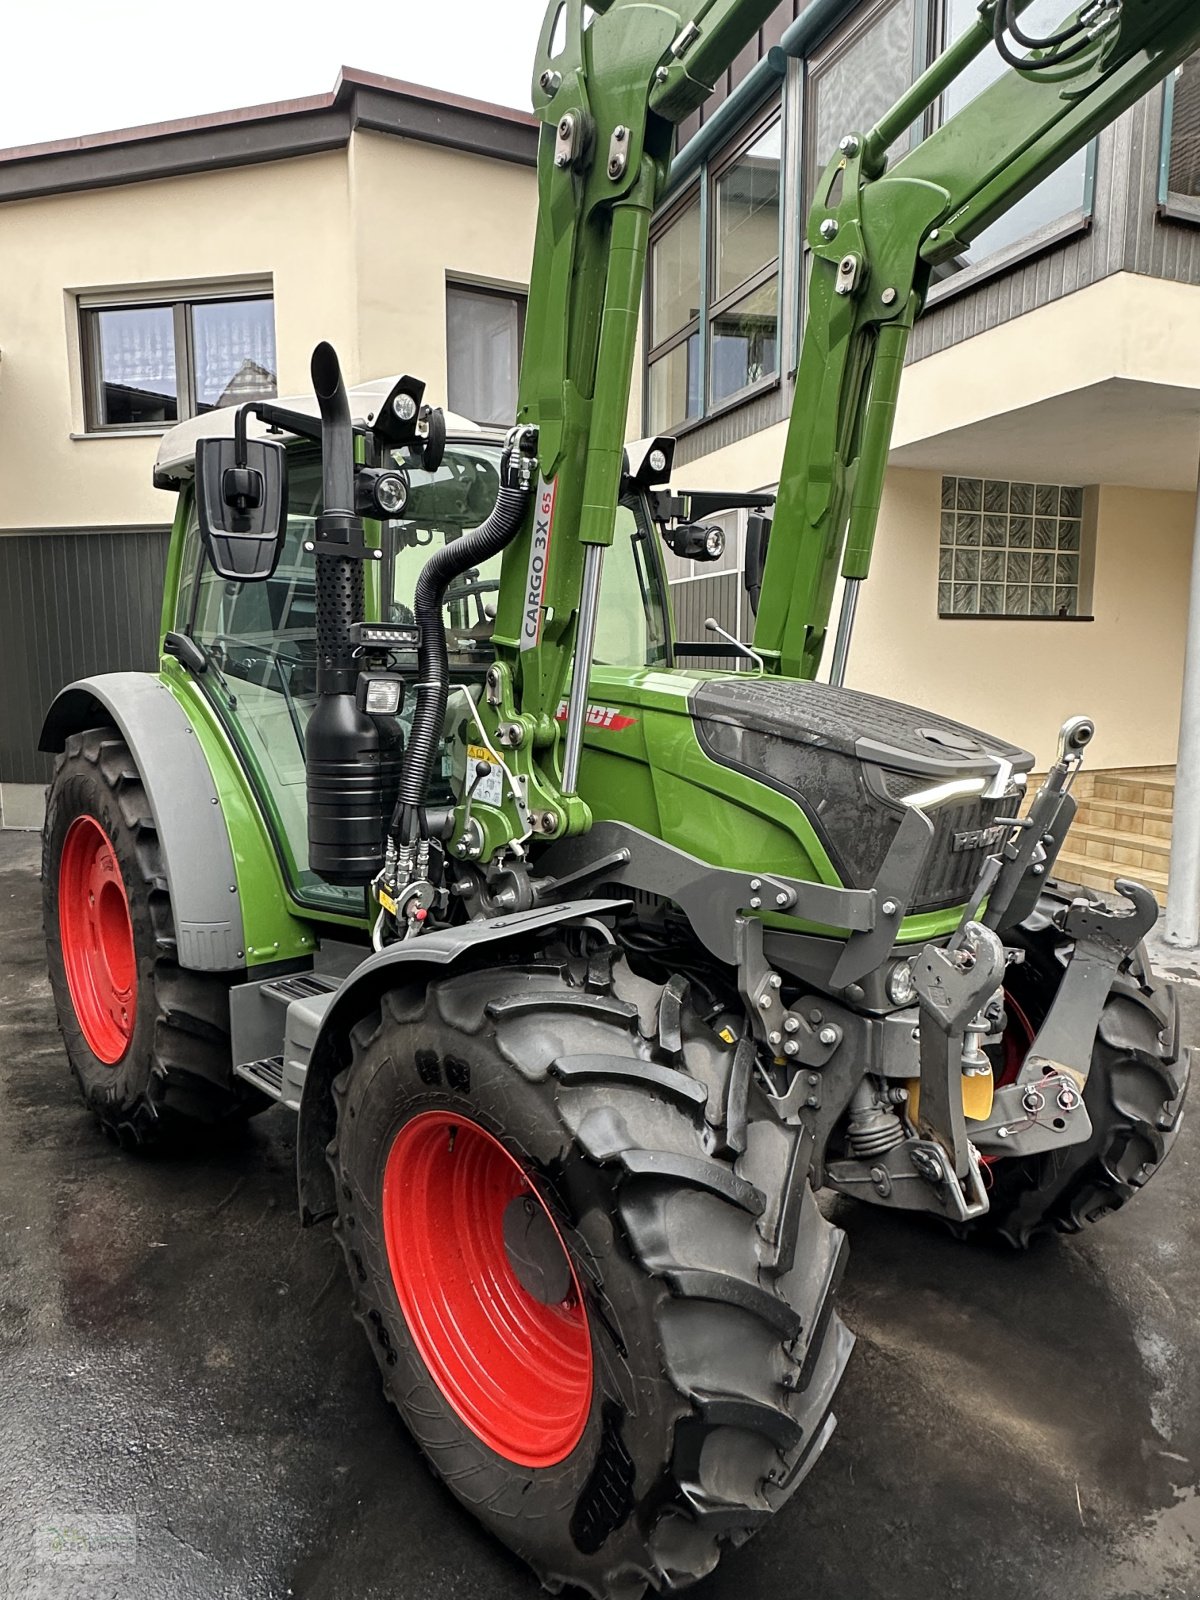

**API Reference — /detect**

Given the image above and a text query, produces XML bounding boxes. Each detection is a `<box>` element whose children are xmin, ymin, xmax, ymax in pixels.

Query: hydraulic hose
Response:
<box><xmin>394</xmin><ymin>450</ymin><xmax>531</xmax><ymax>843</ymax></box>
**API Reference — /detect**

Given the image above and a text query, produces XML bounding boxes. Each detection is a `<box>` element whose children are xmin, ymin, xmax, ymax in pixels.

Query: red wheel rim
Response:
<box><xmin>382</xmin><ymin>1110</ymin><xmax>593</xmax><ymax>1467</ymax></box>
<box><xmin>58</xmin><ymin>816</ymin><xmax>137</xmax><ymax>1064</ymax></box>
<box><xmin>999</xmin><ymin>989</ymin><xmax>1038</xmax><ymax>1087</ymax></box>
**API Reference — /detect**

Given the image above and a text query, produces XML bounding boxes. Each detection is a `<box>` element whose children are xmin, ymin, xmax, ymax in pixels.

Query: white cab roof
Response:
<box><xmin>154</xmin><ymin>376</ymin><xmax>490</xmax><ymax>486</ymax></box>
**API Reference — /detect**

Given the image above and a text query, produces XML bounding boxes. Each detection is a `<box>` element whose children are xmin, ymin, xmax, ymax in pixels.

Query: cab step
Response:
<box><xmin>230</xmin><ymin>970</ymin><xmax>342</xmax><ymax>1111</ymax></box>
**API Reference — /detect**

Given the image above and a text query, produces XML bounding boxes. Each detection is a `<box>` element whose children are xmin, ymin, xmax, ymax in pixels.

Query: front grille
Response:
<box><xmin>919</xmin><ymin>798</ymin><xmax>1006</xmax><ymax>911</ymax></box>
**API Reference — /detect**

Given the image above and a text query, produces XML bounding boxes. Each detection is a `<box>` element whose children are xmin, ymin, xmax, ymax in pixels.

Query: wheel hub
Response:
<box><xmin>381</xmin><ymin>1110</ymin><xmax>592</xmax><ymax>1467</ymax></box>
<box><xmin>58</xmin><ymin>815</ymin><xmax>137</xmax><ymax>1064</ymax></box>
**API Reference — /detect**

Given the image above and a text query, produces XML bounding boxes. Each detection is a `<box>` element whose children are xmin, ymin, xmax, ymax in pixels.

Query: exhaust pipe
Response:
<box><xmin>305</xmin><ymin>342</ymin><xmax>400</xmax><ymax>886</ymax></box>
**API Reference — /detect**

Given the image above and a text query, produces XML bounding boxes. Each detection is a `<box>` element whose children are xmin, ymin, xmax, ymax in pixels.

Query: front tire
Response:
<box><xmin>330</xmin><ymin>950</ymin><xmax>852</xmax><ymax>1598</ymax></box>
<box><xmin>982</xmin><ymin>886</ymin><xmax>1189</xmax><ymax>1247</ymax></box>
<box><xmin>42</xmin><ymin>725</ymin><xmax>269</xmax><ymax>1146</ymax></box>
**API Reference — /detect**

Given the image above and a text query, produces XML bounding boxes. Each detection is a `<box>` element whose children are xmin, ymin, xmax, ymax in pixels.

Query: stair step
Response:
<box><xmin>1054</xmin><ymin>850</ymin><xmax>1169</xmax><ymax>895</ymax></box>
<box><xmin>234</xmin><ymin>1055</ymin><xmax>286</xmax><ymax>1099</ymax></box>
<box><xmin>1067</xmin><ymin>822</ymin><xmax>1171</xmax><ymax>863</ymax></box>
<box><xmin>1075</xmin><ymin>797</ymin><xmax>1174</xmax><ymax>823</ymax></box>
<box><xmin>1094</xmin><ymin>778</ymin><xmax>1175</xmax><ymax>806</ymax></box>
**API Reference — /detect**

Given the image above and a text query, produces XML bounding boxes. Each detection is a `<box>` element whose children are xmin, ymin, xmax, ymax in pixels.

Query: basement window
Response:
<box><xmin>938</xmin><ymin>476</ymin><xmax>1092</xmax><ymax>619</ymax></box>
<box><xmin>79</xmin><ymin>282</ymin><xmax>277</xmax><ymax>432</ymax></box>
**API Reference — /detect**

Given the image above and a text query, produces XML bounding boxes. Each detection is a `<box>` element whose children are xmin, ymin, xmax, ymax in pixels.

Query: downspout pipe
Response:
<box><xmin>663</xmin><ymin>0</ymin><xmax>859</xmax><ymax>196</ymax></box>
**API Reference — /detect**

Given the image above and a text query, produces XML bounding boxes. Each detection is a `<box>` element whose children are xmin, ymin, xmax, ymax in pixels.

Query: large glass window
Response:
<box><xmin>82</xmin><ymin>288</ymin><xmax>276</xmax><ymax>431</ymax></box>
<box><xmin>1165</xmin><ymin>53</ymin><xmax>1200</xmax><ymax>205</ymax></box>
<box><xmin>937</xmin><ymin>0</ymin><xmax>1091</xmax><ymax>267</ymax></box>
<box><xmin>446</xmin><ymin>282</ymin><xmax>527</xmax><ymax>428</ymax></box>
<box><xmin>593</xmin><ymin>504</ymin><xmax>670</xmax><ymax>668</ymax></box>
<box><xmin>647</xmin><ymin>199</ymin><xmax>702</xmax><ymax>433</ymax></box>
<box><xmin>807</xmin><ymin>0</ymin><xmax>919</xmax><ymax>204</ymax></box>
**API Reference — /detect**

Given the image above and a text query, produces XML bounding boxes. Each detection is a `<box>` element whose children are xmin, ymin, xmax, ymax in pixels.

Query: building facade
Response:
<box><xmin>642</xmin><ymin>0</ymin><xmax>1200</xmax><ymax>869</ymax></box>
<box><xmin>0</xmin><ymin>69</ymin><xmax>537</xmax><ymax>826</ymax></box>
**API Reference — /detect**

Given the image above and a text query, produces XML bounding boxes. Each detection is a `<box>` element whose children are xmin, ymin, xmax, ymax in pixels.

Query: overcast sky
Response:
<box><xmin>1</xmin><ymin>0</ymin><xmax>549</xmax><ymax>150</ymax></box>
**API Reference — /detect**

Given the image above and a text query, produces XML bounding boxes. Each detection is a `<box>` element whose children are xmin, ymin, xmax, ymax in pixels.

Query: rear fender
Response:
<box><xmin>296</xmin><ymin>898</ymin><xmax>626</xmax><ymax>1223</ymax></box>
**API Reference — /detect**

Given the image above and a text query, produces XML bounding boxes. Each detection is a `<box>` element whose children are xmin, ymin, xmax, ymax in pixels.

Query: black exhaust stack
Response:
<box><xmin>305</xmin><ymin>342</ymin><xmax>399</xmax><ymax>886</ymax></box>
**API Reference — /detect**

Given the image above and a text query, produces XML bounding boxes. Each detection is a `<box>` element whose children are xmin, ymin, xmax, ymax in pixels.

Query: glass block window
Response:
<box><xmin>938</xmin><ymin>477</ymin><xmax>1085</xmax><ymax>618</ymax></box>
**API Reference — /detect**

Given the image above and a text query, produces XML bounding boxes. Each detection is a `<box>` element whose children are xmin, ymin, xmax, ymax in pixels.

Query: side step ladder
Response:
<box><xmin>230</xmin><ymin>972</ymin><xmax>341</xmax><ymax>1112</ymax></box>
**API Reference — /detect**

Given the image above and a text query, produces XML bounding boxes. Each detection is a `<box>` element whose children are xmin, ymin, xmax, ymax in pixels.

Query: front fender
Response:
<box><xmin>296</xmin><ymin>897</ymin><xmax>626</xmax><ymax>1222</ymax></box>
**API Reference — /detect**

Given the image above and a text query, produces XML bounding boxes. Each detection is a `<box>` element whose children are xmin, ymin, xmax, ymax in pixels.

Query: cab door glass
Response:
<box><xmin>184</xmin><ymin>449</ymin><xmax>359</xmax><ymax>909</ymax></box>
<box><xmin>593</xmin><ymin>502</ymin><xmax>670</xmax><ymax>668</ymax></box>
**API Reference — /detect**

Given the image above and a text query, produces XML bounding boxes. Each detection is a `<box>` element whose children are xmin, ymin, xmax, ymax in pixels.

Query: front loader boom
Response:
<box><xmin>481</xmin><ymin>0</ymin><xmax>1200</xmax><ymax>865</ymax></box>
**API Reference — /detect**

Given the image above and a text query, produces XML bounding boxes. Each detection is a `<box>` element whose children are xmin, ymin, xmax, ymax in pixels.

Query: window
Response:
<box><xmin>646</xmin><ymin>110</ymin><xmax>781</xmax><ymax>434</ymax></box>
<box><xmin>593</xmin><ymin>504</ymin><xmax>670</xmax><ymax>668</ymax></box>
<box><xmin>647</xmin><ymin>199</ymin><xmax>702</xmax><ymax>433</ymax></box>
<box><xmin>938</xmin><ymin>477</ymin><xmax>1089</xmax><ymax>619</ymax></box>
<box><xmin>937</xmin><ymin>0</ymin><xmax>1092</xmax><ymax>268</ymax></box>
<box><xmin>81</xmin><ymin>285</ymin><xmax>276</xmax><ymax>431</ymax></box>
<box><xmin>710</xmin><ymin>123</ymin><xmax>781</xmax><ymax>407</ymax></box>
<box><xmin>446</xmin><ymin>282</ymin><xmax>527</xmax><ymax>427</ymax></box>
<box><xmin>1163</xmin><ymin>53</ymin><xmax>1200</xmax><ymax>211</ymax></box>
<box><xmin>807</xmin><ymin>0</ymin><xmax>920</xmax><ymax>206</ymax></box>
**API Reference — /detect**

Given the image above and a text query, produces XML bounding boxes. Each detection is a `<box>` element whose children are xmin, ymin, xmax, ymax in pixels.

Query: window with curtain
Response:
<box><xmin>1166</xmin><ymin>53</ymin><xmax>1200</xmax><ymax>202</ymax></box>
<box><xmin>646</xmin><ymin>197</ymin><xmax>702</xmax><ymax>434</ymax></box>
<box><xmin>446</xmin><ymin>282</ymin><xmax>527</xmax><ymax>428</ymax></box>
<box><xmin>81</xmin><ymin>287</ymin><xmax>276</xmax><ymax>430</ymax></box>
<box><xmin>807</xmin><ymin>0</ymin><xmax>920</xmax><ymax>207</ymax></box>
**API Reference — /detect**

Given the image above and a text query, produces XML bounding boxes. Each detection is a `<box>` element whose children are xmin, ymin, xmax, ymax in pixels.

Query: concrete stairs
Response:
<box><xmin>1050</xmin><ymin>767</ymin><xmax>1174</xmax><ymax>895</ymax></box>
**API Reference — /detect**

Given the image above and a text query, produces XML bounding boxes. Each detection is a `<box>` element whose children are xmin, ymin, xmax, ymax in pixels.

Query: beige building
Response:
<box><xmin>637</xmin><ymin>0</ymin><xmax>1200</xmax><ymax>910</ymax></box>
<box><xmin>0</xmin><ymin>68</ymin><xmax>537</xmax><ymax>826</ymax></box>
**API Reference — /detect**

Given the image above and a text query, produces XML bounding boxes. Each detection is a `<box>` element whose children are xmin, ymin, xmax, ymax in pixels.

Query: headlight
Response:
<box><xmin>704</xmin><ymin>525</ymin><xmax>726</xmax><ymax>559</ymax></box>
<box><xmin>374</xmin><ymin>471</ymin><xmax>408</xmax><ymax>516</ymax></box>
<box><xmin>648</xmin><ymin>447</ymin><xmax>668</xmax><ymax>474</ymax></box>
<box><xmin>392</xmin><ymin>392</ymin><xmax>418</xmax><ymax>423</ymax></box>
<box><xmin>886</xmin><ymin>960</ymin><xmax>917</xmax><ymax>1007</ymax></box>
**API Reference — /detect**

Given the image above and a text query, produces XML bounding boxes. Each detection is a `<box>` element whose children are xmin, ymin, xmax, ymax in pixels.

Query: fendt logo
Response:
<box><xmin>554</xmin><ymin>701</ymin><xmax>637</xmax><ymax>732</ymax></box>
<box><xmin>951</xmin><ymin>823</ymin><xmax>1007</xmax><ymax>854</ymax></box>
<box><xmin>520</xmin><ymin>477</ymin><xmax>557</xmax><ymax>651</ymax></box>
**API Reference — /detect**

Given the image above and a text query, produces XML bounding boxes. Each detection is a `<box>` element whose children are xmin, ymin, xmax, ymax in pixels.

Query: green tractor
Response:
<box><xmin>39</xmin><ymin>1</ymin><xmax>1198</xmax><ymax>1595</ymax></box>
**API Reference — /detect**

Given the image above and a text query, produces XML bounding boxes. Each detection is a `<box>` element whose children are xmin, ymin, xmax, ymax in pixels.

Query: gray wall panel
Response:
<box><xmin>0</xmin><ymin>528</ymin><xmax>170</xmax><ymax>785</ymax></box>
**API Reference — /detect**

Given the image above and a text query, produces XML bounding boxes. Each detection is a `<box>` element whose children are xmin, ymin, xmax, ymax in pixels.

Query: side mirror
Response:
<box><xmin>195</xmin><ymin>436</ymin><xmax>287</xmax><ymax>582</ymax></box>
<box><xmin>744</xmin><ymin>510</ymin><xmax>772</xmax><ymax>615</ymax></box>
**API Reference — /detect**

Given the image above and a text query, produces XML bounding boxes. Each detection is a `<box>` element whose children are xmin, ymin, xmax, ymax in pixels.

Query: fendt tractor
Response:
<box><xmin>39</xmin><ymin>0</ymin><xmax>1199</xmax><ymax>1594</ymax></box>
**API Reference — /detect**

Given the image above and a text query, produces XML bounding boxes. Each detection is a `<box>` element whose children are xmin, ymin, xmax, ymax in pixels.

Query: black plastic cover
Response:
<box><xmin>691</xmin><ymin>678</ymin><xmax>1034</xmax><ymax>914</ymax></box>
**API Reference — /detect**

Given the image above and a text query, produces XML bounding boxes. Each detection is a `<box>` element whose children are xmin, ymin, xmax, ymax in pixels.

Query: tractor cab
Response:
<box><xmin>152</xmin><ymin>381</ymin><xmax>686</xmax><ymax>912</ymax></box>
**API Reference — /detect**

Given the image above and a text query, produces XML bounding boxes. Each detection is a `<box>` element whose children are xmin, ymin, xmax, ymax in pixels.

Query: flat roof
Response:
<box><xmin>0</xmin><ymin>67</ymin><xmax>539</xmax><ymax>204</ymax></box>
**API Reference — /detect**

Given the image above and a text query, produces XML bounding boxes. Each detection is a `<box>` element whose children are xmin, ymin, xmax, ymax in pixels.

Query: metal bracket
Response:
<box><xmin>826</xmin><ymin>1137</ymin><xmax>989</xmax><ymax>1222</ymax></box>
<box><xmin>830</xmin><ymin>806</ymin><xmax>935</xmax><ymax>989</ymax></box>
<box><xmin>1014</xmin><ymin>878</ymin><xmax>1158</xmax><ymax>1090</ymax></box>
<box><xmin>735</xmin><ymin>915</ymin><xmax>840</xmax><ymax>1065</ymax></box>
<box><xmin>970</xmin><ymin>1070</ymin><xmax>1093</xmax><ymax>1157</ymax></box>
<box><xmin>912</xmin><ymin>921</ymin><xmax>1006</xmax><ymax>1178</ymax></box>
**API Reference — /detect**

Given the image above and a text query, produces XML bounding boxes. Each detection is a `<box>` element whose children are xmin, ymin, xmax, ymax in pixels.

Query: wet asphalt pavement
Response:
<box><xmin>3</xmin><ymin>827</ymin><xmax>1200</xmax><ymax>1600</ymax></box>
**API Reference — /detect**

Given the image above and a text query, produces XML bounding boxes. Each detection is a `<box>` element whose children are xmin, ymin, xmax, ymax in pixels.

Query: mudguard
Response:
<box><xmin>40</xmin><ymin>671</ymin><xmax>245</xmax><ymax>971</ymax></box>
<box><xmin>296</xmin><ymin>897</ymin><xmax>626</xmax><ymax>1222</ymax></box>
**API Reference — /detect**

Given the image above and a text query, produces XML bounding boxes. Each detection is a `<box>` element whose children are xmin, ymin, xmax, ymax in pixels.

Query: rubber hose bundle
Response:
<box><xmin>394</xmin><ymin>454</ymin><xmax>531</xmax><ymax>844</ymax></box>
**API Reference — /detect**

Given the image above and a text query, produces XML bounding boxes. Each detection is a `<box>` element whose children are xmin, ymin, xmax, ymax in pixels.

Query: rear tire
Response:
<box><xmin>330</xmin><ymin>950</ymin><xmax>852</xmax><ymax>1598</ymax></box>
<box><xmin>42</xmin><ymin>725</ymin><xmax>269</xmax><ymax>1146</ymax></box>
<box><xmin>981</xmin><ymin>886</ymin><xmax>1189</xmax><ymax>1248</ymax></box>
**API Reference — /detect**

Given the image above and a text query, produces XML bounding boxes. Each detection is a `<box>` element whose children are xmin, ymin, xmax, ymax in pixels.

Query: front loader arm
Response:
<box><xmin>487</xmin><ymin>0</ymin><xmax>779</xmax><ymax>850</ymax></box>
<box><xmin>753</xmin><ymin>0</ymin><xmax>1200</xmax><ymax>680</ymax></box>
